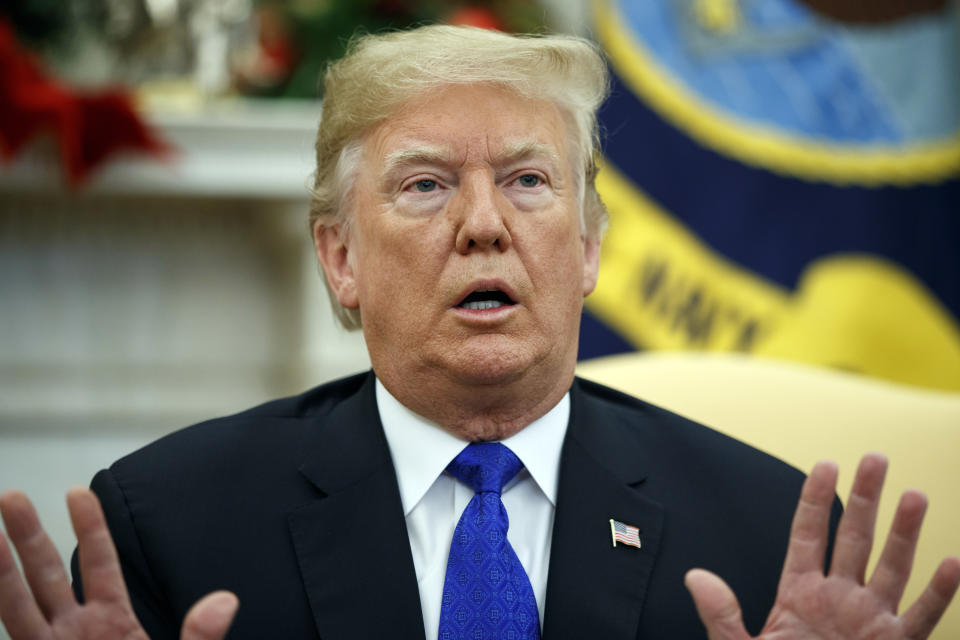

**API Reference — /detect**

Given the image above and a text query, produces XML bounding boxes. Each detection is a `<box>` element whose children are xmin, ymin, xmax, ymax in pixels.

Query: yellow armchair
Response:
<box><xmin>577</xmin><ymin>352</ymin><xmax>960</xmax><ymax>638</ymax></box>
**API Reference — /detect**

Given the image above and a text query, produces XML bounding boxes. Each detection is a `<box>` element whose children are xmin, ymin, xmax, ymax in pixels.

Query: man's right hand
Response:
<box><xmin>0</xmin><ymin>489</ymin><xmax>238</xmax><ymax>640</ymax></box>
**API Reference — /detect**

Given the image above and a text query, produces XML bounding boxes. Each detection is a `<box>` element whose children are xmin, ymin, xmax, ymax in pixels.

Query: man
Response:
<box><xmin>1</xmin><ymin>25</ymin><xmax>958</xmax><ymax>640</ymax></box>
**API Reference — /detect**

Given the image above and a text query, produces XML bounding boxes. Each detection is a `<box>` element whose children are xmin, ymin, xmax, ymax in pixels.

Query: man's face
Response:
<box><xmin>317</xmin><ymin>83</ymin><xmax>600</xmax><ymax>394</ymax></box>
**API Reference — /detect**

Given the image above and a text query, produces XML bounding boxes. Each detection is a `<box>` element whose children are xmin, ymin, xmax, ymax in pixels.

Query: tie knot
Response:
<box><xmin>447</xmin><ymin>442</ymin><xmax>523</xmax><ymax>495</ymax></box>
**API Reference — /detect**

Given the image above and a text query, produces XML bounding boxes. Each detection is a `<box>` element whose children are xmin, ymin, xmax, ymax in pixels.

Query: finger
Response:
<box><xmin>901</xmin><ymin>556</ymin><xmax>960</xmax><ymax>640</ymax></box>
<box><xmin>0</xmin><ymin>524</ymin><xmax>50</xmax><ymax>639</ymax></box>
<box><xmin>0</xmin><ymin>490</ymin><xmax>77</xmax><ymax>619</ymax></box>
<box><xmin>685</xmin><ymin>569</ymin><xmax>751</xmax><ymax>640</ymax></box>
<box><xmin>67</xmin><ymin>488</ymin><xmax>131</xmax><ymax>606</ymax></box>
<box><xmin>780</xmin><ymin>460</ymin><xmax>838</xmax><ymax>578</ymax></box>
<box><xmin>180</xmin><ymin>591</ymin><xmax>239</xmax><ymax>640</ymax></box>
<box><xmin>829</xmin><ymin>453</ymin><xmax>887</xmax><ymax>583</ymax></box>
<box><xmin>866</xmin><ymin>489</ymin><xmax>927</xmax><ymax>608</ymax></box>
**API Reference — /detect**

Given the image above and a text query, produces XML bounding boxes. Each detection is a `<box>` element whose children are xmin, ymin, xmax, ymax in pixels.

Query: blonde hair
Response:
<box><xmin>310</xmin><ymin>25</ymin><xmax>610</xmax><ymax>329</ymax></box>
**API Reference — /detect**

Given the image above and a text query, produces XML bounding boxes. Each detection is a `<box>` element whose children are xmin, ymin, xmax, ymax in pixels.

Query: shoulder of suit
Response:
<box><xmin>572</xmin><ymin>374</ymin><xmax>709</xmax><ymax>430</ymax></box>
<box><xmin>108</xmin><ymin>371</ymin><xmax>373</xmax><ymax>474</ymax></box>
<box><xmin>234</xmin><ymin>370</ymin><xmax>372</xmax><ymax>421</ymax></box>
<box><xmin>571</xmin><ymin>376</ymin><xmax>806</xmax><ymax>481</ymax></box>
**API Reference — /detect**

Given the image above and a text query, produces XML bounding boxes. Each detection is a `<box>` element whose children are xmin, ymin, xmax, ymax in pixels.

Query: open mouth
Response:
<box><xmin>457</xmin><ymin>289</ymin><xmax>516</xmax><ymax>311</ymax></box>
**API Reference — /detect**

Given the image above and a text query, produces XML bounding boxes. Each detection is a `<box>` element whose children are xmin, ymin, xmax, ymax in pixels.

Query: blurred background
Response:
<box><xmin>1</xmin><ymin>1</ymin><xmax>958</xmax><ymax>636</ymax></box>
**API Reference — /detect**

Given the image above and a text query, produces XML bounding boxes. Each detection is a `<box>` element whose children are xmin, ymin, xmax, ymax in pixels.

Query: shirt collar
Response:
<box><xmin>376</xmin><ymin>377</ymin><xmax>569</xmax><ymax>516</ymax></box>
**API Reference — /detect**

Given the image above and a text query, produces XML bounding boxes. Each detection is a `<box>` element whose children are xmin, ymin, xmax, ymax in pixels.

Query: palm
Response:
<box><xmin>687</xmin><ymin>454</ymin><xmax>960</xmax><ymax>640</ymax></box>
<box><xmin>764</xmin><ymin>573</ymin><xmax>906</xmax><ymax>640</ymax></box>
<box><xmin>44</xmin><ymin>602</ymin><xmax>147</xmax><ymax>640</ymax></box>
<box><xmin>0</xmin><ymin>489</ymin><xmax>237</xmax><ymax>640</ymax></box>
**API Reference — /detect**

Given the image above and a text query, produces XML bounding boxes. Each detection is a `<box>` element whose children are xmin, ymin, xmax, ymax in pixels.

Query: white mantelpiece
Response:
<box><xmin>1</xmin><ymin>99</ymin><xmax>325</xmax><ymax>198</ymax></box>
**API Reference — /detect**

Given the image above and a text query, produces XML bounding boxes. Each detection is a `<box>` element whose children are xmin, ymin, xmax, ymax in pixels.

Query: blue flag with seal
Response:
<box><xmin>582</xmin><ymin>0</ymin><xmax>960</xmax><ymax>392</ymax></box>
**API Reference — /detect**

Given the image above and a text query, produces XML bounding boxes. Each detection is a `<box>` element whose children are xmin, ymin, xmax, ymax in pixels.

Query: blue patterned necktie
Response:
<box><xmin>438</xmin><ymin>442</ymin><xmax>541</xmax><ymax>640</ymax></box>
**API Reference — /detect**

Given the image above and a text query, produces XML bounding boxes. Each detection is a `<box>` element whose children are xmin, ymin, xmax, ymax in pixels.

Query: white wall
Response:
<box><xmin>0</xmin><ymin>101</ymin><xmax>371</xmax><ymax>639</ymax></box>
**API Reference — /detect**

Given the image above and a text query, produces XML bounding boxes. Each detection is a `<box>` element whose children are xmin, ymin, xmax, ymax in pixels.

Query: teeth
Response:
<box><xmin>462</xmin><ymin>300</ymin><xmax>504</xmax><ymax>311</ymax></box>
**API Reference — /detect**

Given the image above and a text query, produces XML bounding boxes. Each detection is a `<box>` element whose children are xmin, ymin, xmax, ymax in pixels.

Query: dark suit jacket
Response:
<box><xmin>73</xmin><ymin>371</ymin><xmax>840</xmax><ymax>639</ymax></box>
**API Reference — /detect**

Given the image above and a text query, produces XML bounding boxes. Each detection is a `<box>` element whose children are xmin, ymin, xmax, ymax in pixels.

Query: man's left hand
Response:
<box><xmin>686</xmin><ymin>453</ymin><xmax>960</xmax><ymax>639</ymax></box>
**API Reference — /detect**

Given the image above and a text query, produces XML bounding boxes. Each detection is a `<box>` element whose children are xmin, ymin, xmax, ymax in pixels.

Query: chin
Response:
<box><xmin>448</xmin><ymin>356</ymin><xmax>528</xmax><ymax>386</ymax></box>
<box><xmin>442</xmin><ymin>342</ymin><xmax>533</xmax><ymax>386</ymax></box>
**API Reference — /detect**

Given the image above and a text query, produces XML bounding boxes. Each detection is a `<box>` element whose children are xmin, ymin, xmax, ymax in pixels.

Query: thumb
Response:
<box><xmin>685</xmin><ymin>569</ymin><xmax>751</xmax><ymax>640</ymax></box>
<box><xmin>180</xmin><ymin>591</ymin><xmax>239</xmax><ymax>640</ymax></box>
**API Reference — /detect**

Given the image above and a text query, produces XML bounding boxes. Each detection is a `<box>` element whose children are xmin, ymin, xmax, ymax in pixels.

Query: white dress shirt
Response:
<box><xmin>376</xmin><ymin>379</ymin><xmax>569</xmax><ymax>640</ymax></box>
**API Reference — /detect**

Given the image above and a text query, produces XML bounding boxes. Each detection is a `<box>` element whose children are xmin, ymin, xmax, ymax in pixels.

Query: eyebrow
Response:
<box><xmin>496</xmin><ymin>140</ymin><xmax>562</xmax><ymax>171</ymax></box>
<box><xmin>382</xmin><ymin>145</ymin><xmax>457</xmax><ymax>176</ymax></box>
<box><xmin>381</xmin><ymin>140</ymin><xmax>562</xmax><ymax>177</ymax></box>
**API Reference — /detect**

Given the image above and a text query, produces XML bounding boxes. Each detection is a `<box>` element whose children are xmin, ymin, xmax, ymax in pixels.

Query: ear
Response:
<box><xmin>313</xmin><ymin>221</ymin><xmax>359</xmax><ymax>309</ymax></box>
<box><xmin>582</xmin><ymin>236</ymin><xmax>601</xmax><ymax>297</ymax></box>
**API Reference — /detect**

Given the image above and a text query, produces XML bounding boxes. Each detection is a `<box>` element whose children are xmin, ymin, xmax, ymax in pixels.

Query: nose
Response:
<box><xmin>453</xmin><ymin>173</ymin><xmax>512</xmax><ymax>254</ymax></box>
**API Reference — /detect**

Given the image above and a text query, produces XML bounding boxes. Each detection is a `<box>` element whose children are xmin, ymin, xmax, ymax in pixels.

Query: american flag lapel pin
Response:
<box><xmin>609</xmin><ymin>518</ymin><xmax>642</xmax><ymax>549</ymax></box>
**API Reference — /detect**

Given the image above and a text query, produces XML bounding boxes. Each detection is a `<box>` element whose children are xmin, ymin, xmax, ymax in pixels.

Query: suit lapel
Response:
<box><xmin>287</xmin><ymin>373</ymin><xmax>426</xmax><ymax>640</ymax></box>
<box><xmin>542</xmin><ymin>379</ymin><xmax>665</xmax><ymax>639</ymax></box>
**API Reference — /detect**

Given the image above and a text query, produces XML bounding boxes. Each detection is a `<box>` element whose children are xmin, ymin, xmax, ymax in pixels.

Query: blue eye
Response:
<box><xmin>517</xmin><ymin>174</ymin><xmax>541</xmax><ymax>187</ymax></box>
<box><xmin>413</xmin><ymin>179</ymin><xmax>437</xmax><ymax>192</ymax></box>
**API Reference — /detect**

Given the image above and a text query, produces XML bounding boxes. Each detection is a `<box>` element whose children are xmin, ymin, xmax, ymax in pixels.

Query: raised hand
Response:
<box><xmin>686</xmin><ymin>453</ymin><xmax>960</xmax><ymax>640</ymax></box>
<box><xmin>0</xmin><ymin>489</ymin><xmax>238</xmax><ymax>640</ymax></box>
